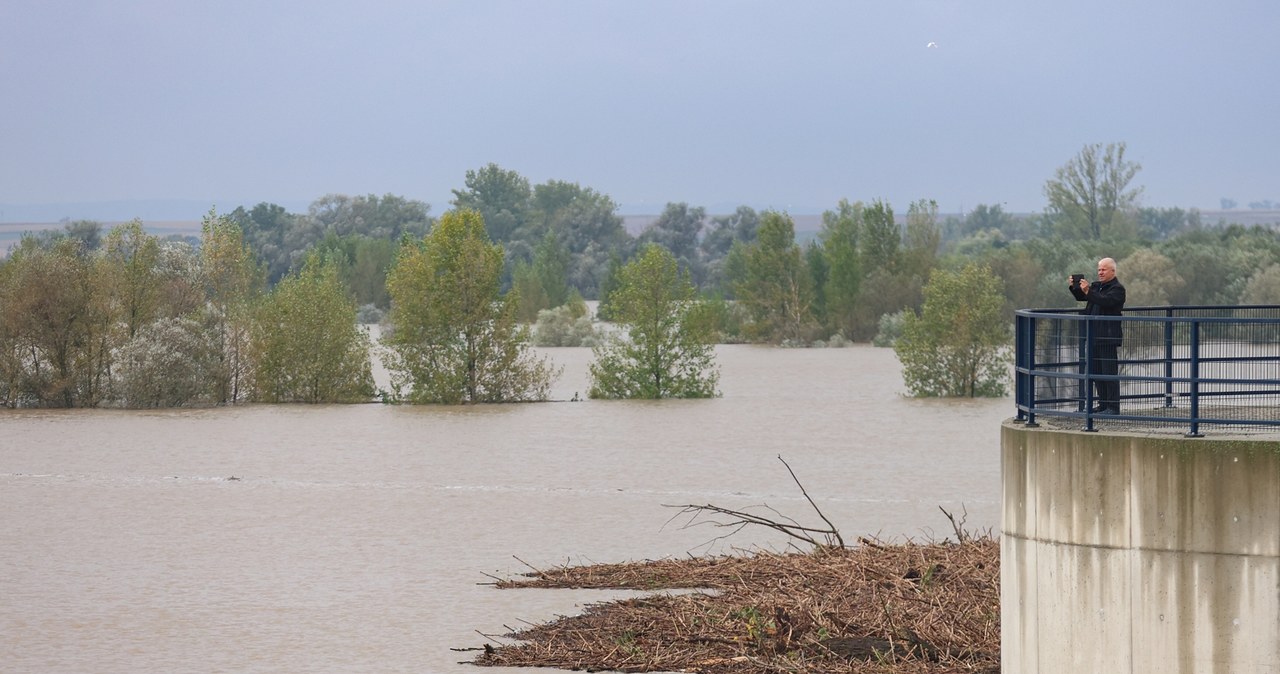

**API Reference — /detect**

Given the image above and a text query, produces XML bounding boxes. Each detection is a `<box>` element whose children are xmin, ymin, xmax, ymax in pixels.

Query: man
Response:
<box><xmin>1068</xmin><ymin>258</ymin><xmax>1126</xmax><ymax>414</ymax></box>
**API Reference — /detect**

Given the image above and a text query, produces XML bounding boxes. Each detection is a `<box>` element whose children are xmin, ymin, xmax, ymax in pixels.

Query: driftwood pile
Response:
<box><xmin>466</xmin><ymin>536</ymin><xmax>1000</xmax><ymax>673</ymax></box>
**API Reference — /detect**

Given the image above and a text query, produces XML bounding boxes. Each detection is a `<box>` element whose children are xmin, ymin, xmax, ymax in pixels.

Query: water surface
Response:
<box><xmin>1</xmin><ymin>345</ymin><xmax>1008</xmax><ymax>673</ymax></box>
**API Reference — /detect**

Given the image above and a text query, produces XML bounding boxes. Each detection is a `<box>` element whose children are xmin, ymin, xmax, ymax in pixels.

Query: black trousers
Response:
<box><xmin>1085</xmin><ymin>338</ymin><xmax>1121</xmax><ymax>409</ymax></box>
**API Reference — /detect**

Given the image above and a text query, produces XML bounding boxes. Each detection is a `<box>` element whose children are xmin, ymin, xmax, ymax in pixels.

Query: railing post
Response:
<box><xmin>1163</xmin><ymin>308</ymin><xmax>1174</xmax><ymax>408</ymax></box>
<box><xmin>1024</xmin><ymin>313</ymin><xmax>1038</xmax><ymax>427</ymax></box>
<box><xmin>1084</xmin><ymin>319</ymin><xmax>1097</xmax><ymax>432</ymax></box>
<box><xmin>1014</xmin><ymin>313</ymin><xmax>1026</xmax><ymax>422</ymax></box>
<box><xmin>1186</xmin><ymin>319</ymin><xmax>1203</xmax><ymax>438</ymax></box>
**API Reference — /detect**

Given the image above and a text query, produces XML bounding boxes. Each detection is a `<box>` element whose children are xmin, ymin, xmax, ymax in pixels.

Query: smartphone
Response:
<box><xmin>1071</xmin><ymin>273</ymin><xmax>1084</xmax><ymax>286</ymax></box>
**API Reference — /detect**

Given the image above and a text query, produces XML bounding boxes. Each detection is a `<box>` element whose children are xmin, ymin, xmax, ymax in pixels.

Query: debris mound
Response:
<box><xmin>468</xmin><ymin>536</ymin><xmax>999</xmax><ymax>673</ymax></box>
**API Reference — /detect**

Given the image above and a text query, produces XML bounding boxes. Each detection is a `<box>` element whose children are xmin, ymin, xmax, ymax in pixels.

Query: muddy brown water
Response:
<box><xmin>1</xmin><ymin>345</ymin><xmax>1007</xmax><ymax>673</ymax></box>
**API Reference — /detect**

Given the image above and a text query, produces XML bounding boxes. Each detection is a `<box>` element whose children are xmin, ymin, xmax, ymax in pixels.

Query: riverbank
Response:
<box><xmin>466</xmin><ymin>536</ymin><xmax>1000</xmax><ymax>673</ymax></box>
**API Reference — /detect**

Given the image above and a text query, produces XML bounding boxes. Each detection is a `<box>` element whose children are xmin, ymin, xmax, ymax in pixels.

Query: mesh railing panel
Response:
<box><xmin>1016</xmin><ymin>305</ymin><xmax>1280</xmax><ymax>435</ymax></box>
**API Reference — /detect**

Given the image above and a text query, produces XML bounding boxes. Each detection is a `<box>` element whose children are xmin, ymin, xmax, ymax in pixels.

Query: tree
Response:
<box><xmin>450</xmin><ymin>163</ymin><xmax>532</xmax><ymax>244</ymax></box>
<box><xmin>700</xmin><ymin>206</ymin><xmax>760</xmax><ymax>294</ymax></box>
<box><xmin>529</xmin><ymin>180</ymin><xmax>630</xmax><ymax>296</ymax></box>
<box><xmin>1117</xmin><ymin>248</ymin><xmax>1185</xmax><ymax>307</ymax></box>
<box><xmin>1136</xmin><ymin>206</ymin><xmax>1198</xmax><ymax>241</ymax></box>
<box><xmin>819</xmin><ymin>199</ymin><xmax>863</xmax><ymax>338</ymax></box>
<box><xmin>895</xmin><ymin>262</ymin><xmax>1009</xmax><ymax>397</ymax></box>
<box><xmin>1242</xmin><ymin>264</ymin><xmax>1280</xmax><ymax>305</ymax></box>
<box><xmin>902</xmin><ymin>199</ymin><xmax>941</xmax><ymax>279</ymax></box>
<box><xmin>383</xmin><ymin>209</ymin><xmax>559</xmax><ymax>403</ymax></box>
<box><xmin>102</xmin><ymin>220</ymin><xmax>162</xmax><ymax>339</ymax></box>
<box><xmin>114</xmin><ymin>316</ymin><xmax>218</xmax><ymax>408</ymax></box>
<box><xmin>589</xmin><ymin>244</ymin><xmax>719</xmax><ymax>399</ymax></box>
<box><xmin>0</xmin><ymin>237</ymin><xmax>114</xmax><ymax>407</ymax></box>
<box><xmin>640</xmin><ymin>202</ymin><xmax>705</xmax><ymax>259</ymax></box>
<box><xmin>860</xmin><ymin>200</ymin><xmax>899</xmax><ymax>273</ymax></box>
<box><xmin>730</xmin><ymin>211</ymin><xmax>815</xmax><ymax>344</ymax></box>
<box><xmin>957</xmin><ymin>203</ymin><xmax>1015</xmax><ymax>239</ymax></box>
<box><xmin>251</xmin><ymin>254</ymin><xmax>374</xmax><ymax>403</ymax></box>
<box><xmin>229</xmin><ymin>202</ymin><xmax>301</xmax><ymax>283</ymax></box>
<box><xmin>594</xmin><ymin>252</ymin><xmax>625</xmax><ymax>321</ymax></box>
<box><xmin>200</xmin><ymin>208</ymin><xmax>265</xmax><ymax>404</ymax></box>
<box><xmin>1044</xmin><ymin>141</ymin><xmax>1143</xmax><ymax>240</ymax></box>
<box><xmin>512</xmin><ymin>260</ymin><xmax>551</xmax><ymax>323</ymax></box>
<box><xmin>532</xmin><ymin>231</ymin><xmax>571</xmax><ymax>308</ymax></box>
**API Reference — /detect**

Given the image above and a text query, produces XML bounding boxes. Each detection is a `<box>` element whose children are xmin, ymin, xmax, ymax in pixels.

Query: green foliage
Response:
<box><xmin>0</xmin><ymin>236</ymin><xmax>114</xmax><ymax>407</ymax></box>
<box><xmin>902</xmin><ymin>199</ymin><xmax>941</xmax><ymax>279</ymax></box>
<box><xmin>200</xmin><ymin>208</ymin><xmax>265</xmax><ymax>404</ymax></box>
<box><xmin>231</xmin><ymin>195</ymin><xmax>430</xmax><ymax>286</ymax></box>
<box><xmin>700</xmin><ymin>206</ymin><xmax>760</xmax><ymax>293</ymax></box>
<box><xmin>730</xmin><ymin>211</ymin><xmax>816</xmax><ymax>344</ymax></box>
<box><xmin>692</xmin><ymin>294</ymin><xmax>748</xmax><ymax>344</ymax></box>
<box><xmin>589</xmin><ymin>244</ymin><xmax>719</xmax><ymax>399</ymax></box>
<box><xmin>450</xmin><ymin>163</ymin><xmax>533</xmax><ymax>244</ymax></box>
<box><xmin>533</xmin><ymin>231</ymin><xmax>571</xmax><ymax>308</ymax></box>
<box><xmin>102</xmin><ymin>219</ymin><xmax>163</xmax><ymax>339</ymax></box>
<box><xmin>1242</xmin><ymin>264</ymin><xmax>1280</xmax><ymax>305</ymax></box>
<box><xmin>872</xmin><ymin>309</ymin><xmax>910</xmax><ymax>347</ymax></box>
<box><xmin>594</xmin><ymin>252</ymin><xmax>624</xmax><ymax>321</ymax></box>
<box><xmin>512</xmin><ymin>260</ymin><xmax>551</xmax><ymax>323</ymax></box>
<box><xmin>251</xmin><ymin>255</ymin><xmax>375</xmax><ymax>403</ymax></box>
<box><xmin>1155</xmin><ymin>225</ymin><xmax>1280</xmax><ymax>305</ymax></box>
<box><xmin>638</xmin><ymin>203</ymin><xmax>707</xmax><ymax>285</ymax></box>
<box><xmin>383</xmin><ymin>209</ymin><xmax>559</xmax><ymax>403</ymax></box>
<box><xmin>895</xmin><ymin>263</ymin><xmax>1010</xmax><ymax>397</ymax></box>
<box><xmin>850</xmin><ymin>267</ymin><xmax>924</xmax><ymax>342</ymax></box>
<box><xmin>1118</xmin><ymin>248</ymin><xmax>1184</xmax><ymax>307</ymax></box>
<box><xmin>529</xmin><ymin>180</ymin><xmax>629</xmax><ymax>296</ymax></box>
<box><xmin>805</xmin><ymin>241</ymin><xmax>829</xmax><ymax>330</ymax></box>
<box><xmin>860</xmin><ymin>200</ymin><xmax>900</xmax><ymax>273</ymax></box>
<box><xmin>819</xmin><ymin>199</ymin><xmax>863</xmax><ymax>338</ymax></box>
<box><xmin>1136</xmin><ymin>206</ymin><xmax>1200</xmax><ymax>241</ymax></box>
<box><xmin>533</xmin><ymin>305</ymin><xmax>598</xmax><ymax>347</ymax></box>
<box><xmin>311</xmin><ymin>233</ymin><xmax>398</xmax><ymax>309</ymax></box>
<box><xmin>115</xmin><ymin>316</ymin><xmax>218</xmax><ymax>408</ymax></box>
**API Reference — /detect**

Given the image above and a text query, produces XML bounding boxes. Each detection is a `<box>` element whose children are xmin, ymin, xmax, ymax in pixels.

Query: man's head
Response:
<box><xmin>1098</xmin><ymin>257</ymin><xmax>1117</xmax><ymax>283</ymax></box>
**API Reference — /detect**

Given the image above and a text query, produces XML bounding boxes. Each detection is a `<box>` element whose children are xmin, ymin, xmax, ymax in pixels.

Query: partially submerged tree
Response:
<box><xmin>895</xmin><ymin>262</ymin><xmax>1010</xmax><ymax>397</ymax></box>
<box><xmin>252</xmin><ymin>254</ymin><xmax>375</xmax><ymax>403</ymax></box>
<box><xmin>383</xmin><ymin>209</ymin><xmax>559</xmax><ymax>403</ymax></box>
<box><xmin>200</xmin><ymin>208</ymin><xmax>265</xmax><ymax>404</ymax></box>
<box><xmin>0</xmin><ymin>237</ymin><xmax>113</xmax><ymax>407</ymax></box>
<box><xmin>589</xmin><ymin>243</ymin><xmax>719</xmax><ymax>399</ymax></box>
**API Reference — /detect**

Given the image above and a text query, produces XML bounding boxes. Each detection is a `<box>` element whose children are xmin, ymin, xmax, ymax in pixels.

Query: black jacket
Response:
<box><xmin>1070</xmin><ymin>278</ymin><xmax>1126</xmax><ymax>340</ymax></box>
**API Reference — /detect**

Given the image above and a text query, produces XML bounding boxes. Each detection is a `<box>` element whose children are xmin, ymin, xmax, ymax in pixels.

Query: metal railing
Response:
<box><xmin>1014</xmin><ymin>305</ymin><xmax>1280</xmax><ymax>436</ymax></box>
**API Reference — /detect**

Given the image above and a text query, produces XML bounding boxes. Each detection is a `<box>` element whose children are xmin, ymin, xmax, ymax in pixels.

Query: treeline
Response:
<box><xmin>0</xmin><ymin>212</ymin><xmax>375</xmax><ymax>408</ymax></box>
<box><xmin>6</xmin><ymin>144</ymin><xmax>1280</xmax><ymax>405</ymax></box>
<box><xmin>0</xmin><ymin>206</ymin><xmax>724</xmax><ymax>408</ymax></box>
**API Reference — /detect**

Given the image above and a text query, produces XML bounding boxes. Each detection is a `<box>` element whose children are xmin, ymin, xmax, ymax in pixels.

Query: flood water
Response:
<box><xmin>1</xmin><ymin>345</ymin><xmax>1009</xmax><ymax>673</ymax></box>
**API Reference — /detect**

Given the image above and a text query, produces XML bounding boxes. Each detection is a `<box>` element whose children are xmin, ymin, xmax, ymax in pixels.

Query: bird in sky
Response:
<box><xmin>927</xmin><ymin>41</ymin><xmax>938</xmax><ymax>48</ymax></box>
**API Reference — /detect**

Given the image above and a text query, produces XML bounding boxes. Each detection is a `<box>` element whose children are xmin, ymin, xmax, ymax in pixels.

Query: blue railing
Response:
<box><xmin>1014</xmin><ymin>305</ymin><xmax>1280</xmax><ymax>436</ymax></box>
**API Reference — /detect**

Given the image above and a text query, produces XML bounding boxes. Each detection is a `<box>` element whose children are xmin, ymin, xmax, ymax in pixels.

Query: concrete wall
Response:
<box><xmin>1002</xmin><ymin>421</ymin><xmax>1280</xmax><ymax>673</ymax></box>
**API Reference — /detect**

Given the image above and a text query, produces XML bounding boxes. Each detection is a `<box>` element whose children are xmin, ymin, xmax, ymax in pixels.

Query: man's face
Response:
<box><xmin>1098</xmin><ymin>262</ymin><xmax>1115</xmax><ymax>283</ymax></box>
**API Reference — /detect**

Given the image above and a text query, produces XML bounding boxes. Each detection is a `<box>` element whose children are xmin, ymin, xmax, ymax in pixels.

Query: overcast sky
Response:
<box><xmin>2</xmin><ymin>0</ymin><xmax>1278</xmax><ymax>221</ymax></box>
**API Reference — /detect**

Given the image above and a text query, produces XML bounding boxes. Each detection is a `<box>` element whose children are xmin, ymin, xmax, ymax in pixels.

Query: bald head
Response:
<box><xmin>1098</xmin><ymin>258</ymin><xmax>1116</xmax><ymax>283</ymax></box>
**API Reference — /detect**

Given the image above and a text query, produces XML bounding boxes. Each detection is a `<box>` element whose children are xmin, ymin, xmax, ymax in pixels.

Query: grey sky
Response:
<box><xmin>2</xmin><ymin>0</ymin><xmax>1277</xmax><ymax>220</ymax></box>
